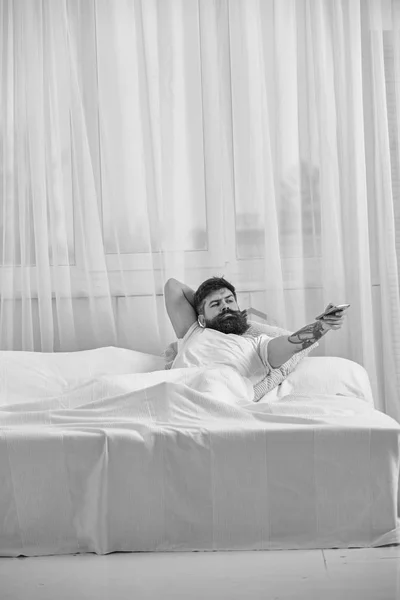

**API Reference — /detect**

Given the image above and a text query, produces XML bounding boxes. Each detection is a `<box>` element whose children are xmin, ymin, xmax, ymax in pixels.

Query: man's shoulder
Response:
<box><xmin>178</xmin><ymin>321</ymin><xmax>201</xmax><ymax>346</ymax></box>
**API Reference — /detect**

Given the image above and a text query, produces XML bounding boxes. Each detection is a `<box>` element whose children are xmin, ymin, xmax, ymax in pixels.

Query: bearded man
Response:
<box><xmin>164</xmin><ymin>277</ymin><xmax>347</xmax><ymax>399</ymax></box>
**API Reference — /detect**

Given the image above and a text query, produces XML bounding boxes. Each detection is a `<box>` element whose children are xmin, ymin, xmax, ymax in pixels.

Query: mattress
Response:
<box><xmin>0</xmin><ymin>353</ymin><xmax>400</xmax><ymax>557</ymax></box>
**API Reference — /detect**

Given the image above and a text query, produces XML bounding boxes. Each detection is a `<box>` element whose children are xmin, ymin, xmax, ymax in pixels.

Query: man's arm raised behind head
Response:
<box><xmin>164</xmin><ymin>278</ymin><xmax>197</xmax><ymax>339</ymax></box>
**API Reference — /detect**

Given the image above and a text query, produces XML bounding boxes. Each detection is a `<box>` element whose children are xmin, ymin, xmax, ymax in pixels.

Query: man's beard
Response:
<box><xmin>205</xmin><ymin>309</ymin><xmax>250</xmax><ymax>335</ymax></box>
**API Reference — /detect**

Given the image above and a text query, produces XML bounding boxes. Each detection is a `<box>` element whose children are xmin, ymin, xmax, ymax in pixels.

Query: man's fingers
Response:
<box><xmin>322</xmin><ymin>317</ymin><xmax>345</xmax><ymax>329</ymax></box>
<box><xmin>322</xmin><ymin>316</ymin><xmax>338</xmax><ymax>322</ymax></box>
<box><xmin>322</xmin><ymin>323</ymin><xmax>342</xmax><ymax>330</ymax></box>
<box><xmin>322</xmin><ymin>317</ymin><xmax>345</xmax><ymax>324</ymax></box>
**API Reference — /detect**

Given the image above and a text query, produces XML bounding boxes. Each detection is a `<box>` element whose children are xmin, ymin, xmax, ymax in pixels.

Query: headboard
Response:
<box><xmin>246</xmin><ymin>307</ymin><xmax>268</xmax><ymax>322</ymax></box>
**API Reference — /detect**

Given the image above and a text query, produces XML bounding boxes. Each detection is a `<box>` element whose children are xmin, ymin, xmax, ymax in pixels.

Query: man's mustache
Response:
<box><xmin>215</xmin><ymin>309</ymin><xmax>247</xmax><ymax>319</ymax></box>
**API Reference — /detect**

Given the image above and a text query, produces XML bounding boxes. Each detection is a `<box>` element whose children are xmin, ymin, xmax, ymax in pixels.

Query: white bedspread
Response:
<box><xmin>1</xmin><ymin>363</ymin><xmax>400</xmax><ymax>556</ymax></box>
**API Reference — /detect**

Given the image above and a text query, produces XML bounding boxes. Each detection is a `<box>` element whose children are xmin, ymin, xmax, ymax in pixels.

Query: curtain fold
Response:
<box><xmin>1</xmin><ymin>0</ymin><xmax>400</xmax><ymax>420</ymax></box>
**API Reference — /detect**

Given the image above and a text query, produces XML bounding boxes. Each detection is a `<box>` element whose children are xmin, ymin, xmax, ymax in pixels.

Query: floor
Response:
<box><xmin>1</xmin><ymin>546</ymin><xmax>400</xmax><ymax>600</ymax></box>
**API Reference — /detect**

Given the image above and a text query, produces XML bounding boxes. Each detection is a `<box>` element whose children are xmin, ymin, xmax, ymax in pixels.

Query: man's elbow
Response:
<box><xmin>164</xmin><ymin>278</ymin><xmax>178</xmax><ymax>292</ymax></box>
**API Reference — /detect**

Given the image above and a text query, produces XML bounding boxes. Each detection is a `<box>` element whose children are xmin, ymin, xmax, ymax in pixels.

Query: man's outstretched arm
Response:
<box><xmin>266</xmin><ymin>308</ymin><xmax>347</xmax><ymax>369</ymax></box>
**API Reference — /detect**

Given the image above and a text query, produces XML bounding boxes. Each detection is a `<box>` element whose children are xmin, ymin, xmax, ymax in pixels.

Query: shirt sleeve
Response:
<box><xmin>163</xmin><ymin>321</ymin><xmax>201</xmax><ymax>370</ymax></box>
<box><xmin>256</xmin><ymin>335</ymin><xmax>275</xmax><ymax>371</ymax></box>
<box><xmin>176</xmin><ymin>321</ymin><xmax>200</xmax><ymax>352</ymax></box>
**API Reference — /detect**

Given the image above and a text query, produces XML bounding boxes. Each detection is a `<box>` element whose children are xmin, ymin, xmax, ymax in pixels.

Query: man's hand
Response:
<box><xmin>317</xmin><ymin>303</ymin><xmax>347</xmax><ymax>331</ymax></box>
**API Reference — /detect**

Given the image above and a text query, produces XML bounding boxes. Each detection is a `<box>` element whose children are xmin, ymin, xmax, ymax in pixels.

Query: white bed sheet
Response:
<box><xmin>1</xmin><ymin>363</ymin><xmax>400</xmax><ymax>557</ymax></box>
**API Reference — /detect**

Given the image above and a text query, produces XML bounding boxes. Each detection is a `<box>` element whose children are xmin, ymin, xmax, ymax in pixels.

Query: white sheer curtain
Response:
<box><xmin>1</xmin><ymin>0</ymin><xmax>400</xmax><ymax>420</ymax></box>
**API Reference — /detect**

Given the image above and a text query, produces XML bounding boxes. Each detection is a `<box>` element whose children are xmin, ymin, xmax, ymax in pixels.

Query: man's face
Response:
<box><xmin>199</xmin><ymin>288</ymin><xmax>249</xmax><ymax>335</ymax></box>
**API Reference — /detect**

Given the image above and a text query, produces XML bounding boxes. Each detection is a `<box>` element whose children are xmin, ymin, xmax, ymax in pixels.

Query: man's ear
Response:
<box><xmin>198</xmin><ymin>314</ymin><xmax>206</xmax><ymax>328</ymax></box>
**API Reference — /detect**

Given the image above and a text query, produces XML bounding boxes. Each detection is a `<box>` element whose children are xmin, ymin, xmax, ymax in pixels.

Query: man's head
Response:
<box><xmin>193</xmin><ymin>277</ymin><xmax>249</xmax><ymax>335</ymax></box>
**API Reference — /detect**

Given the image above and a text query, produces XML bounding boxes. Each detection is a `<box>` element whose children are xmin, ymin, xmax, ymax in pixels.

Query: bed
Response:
<box><xmin>0</xmin><ymin>339</ymin><xmax>400</xmax><ymax>558</ymax></box>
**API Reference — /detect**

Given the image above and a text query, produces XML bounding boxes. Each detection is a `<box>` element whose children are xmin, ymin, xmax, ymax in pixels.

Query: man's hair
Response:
<box><xmin>193</xmin><ymin>276</ymin><xmax>237</xmax><ymax>315</ymax></box>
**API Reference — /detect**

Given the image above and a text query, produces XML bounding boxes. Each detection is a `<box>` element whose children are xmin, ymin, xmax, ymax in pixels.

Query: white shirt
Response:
<box><xmin>171</xmin><ymin>322</ymin><xmax>274</xmax><ymax>388</ymax></box>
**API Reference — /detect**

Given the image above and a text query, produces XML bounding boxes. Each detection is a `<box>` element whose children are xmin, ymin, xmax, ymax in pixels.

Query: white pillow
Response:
<box><xmin>0</xmin><ymin>347</ymin><xmax>166</xmax><ymax>404</ymax></box>
<box><xmin>272</xmin><ymin>356</ymin><xmax>374</xmax><ymax>405</ymax></box>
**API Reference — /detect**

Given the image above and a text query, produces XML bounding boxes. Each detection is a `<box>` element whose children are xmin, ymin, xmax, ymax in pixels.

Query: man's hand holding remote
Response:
<box><xmin>315</xmin><ymin>303</ymin><xmax>350</xmax><ymax>331</ymax></box>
